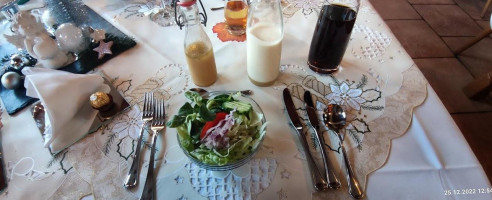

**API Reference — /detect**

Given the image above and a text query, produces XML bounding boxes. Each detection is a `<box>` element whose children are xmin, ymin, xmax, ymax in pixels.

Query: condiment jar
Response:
<box><xmin>178</xmin><ymin>0</ymin><xmax>217</xmax><ymax>87</ymax></box>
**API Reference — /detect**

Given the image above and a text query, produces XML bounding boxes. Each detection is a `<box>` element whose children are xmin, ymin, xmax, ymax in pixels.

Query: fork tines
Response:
<box><xmin>152</xmin><ymin>99</ymin><xmax>166</xmax><ymax>128</ymax></box>
<box><xmin>143</xmin><ymin>92</ymin><xmax>154</xmax><ymax>119</ymax></box>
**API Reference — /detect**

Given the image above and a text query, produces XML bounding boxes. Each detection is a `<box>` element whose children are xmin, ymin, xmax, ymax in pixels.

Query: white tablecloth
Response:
<box><xmin>0</xmin><ymin>0</ymin><xmax>490</xmax><ymax>199</ymax></box>
<box><xmin>367</xmin><ymin>85</ymin><xmax>491</xmax><ymax>199</ymax></box>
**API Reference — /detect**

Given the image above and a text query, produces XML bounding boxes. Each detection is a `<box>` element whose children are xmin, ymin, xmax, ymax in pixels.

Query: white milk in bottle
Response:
<box><xmin>247</xmin><ymin>23</ymin><xmax>283</xmax><ymax>86</ymax></box>
<box><xmin>246</xmin><ymin>0</ymin><xmax>283</xmax><ymax>86</ymax></box>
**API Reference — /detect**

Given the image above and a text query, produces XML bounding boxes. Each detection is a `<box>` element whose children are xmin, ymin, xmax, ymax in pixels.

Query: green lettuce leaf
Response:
<box><xmin>173</xmin><ymin>93</ymin><xmax>268</xmax><ymax>166</ymax></box>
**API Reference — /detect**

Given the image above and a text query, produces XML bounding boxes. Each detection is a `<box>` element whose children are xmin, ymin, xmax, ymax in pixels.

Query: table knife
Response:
<box><xmin>282</xmin><ymin>88</ymin><xmax>328</xmax><ymax>191</ymax></box>
<box><xmin>0</xmin><ymin>133</ymin><xmax>7</xmax><ymax>194</ymax></box>
<box><xmin>304</xmin><ymin>90</ymin><xmax>341</xmax><ymax>189</ymax></box>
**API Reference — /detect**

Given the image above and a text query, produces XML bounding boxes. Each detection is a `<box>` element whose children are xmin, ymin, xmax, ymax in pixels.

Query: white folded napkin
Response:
<box><xmin>22</xmin><ymin>67</ymin><xmax>109</xmax><ymax>153</ymax></box>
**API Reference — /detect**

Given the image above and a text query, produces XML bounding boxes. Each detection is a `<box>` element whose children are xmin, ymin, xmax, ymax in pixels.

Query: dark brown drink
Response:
<box><xmin>308</xmin><ymin>4</ymin><xmax>357</xmax><ymax>74</ymax></box>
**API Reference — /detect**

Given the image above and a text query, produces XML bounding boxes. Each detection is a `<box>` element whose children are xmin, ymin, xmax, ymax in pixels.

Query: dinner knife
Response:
<box><xmin>0</xmin><ymin>132</ymin><xmax>6</xmax><ymax>194</ymax></box>
<box><xmin>282</xmin><ymin>88</ymin><xmax>328</xmax><ymax>191</ymax></box>
<box><xmin>304</xmin><ymin>90</ymin><xmax>341</xmax><ymax>189</ymax></box>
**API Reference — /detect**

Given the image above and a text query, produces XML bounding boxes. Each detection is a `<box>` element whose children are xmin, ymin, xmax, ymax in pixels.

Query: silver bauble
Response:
<box><xmin>55</xmin><ymin>23</ymin><xmax>88</xmax><ymax>54</ymax></box>
<box><xmin>1</xmin><ymin>72</ymin><xmax>22</xmax><ymax>90</ymax></box>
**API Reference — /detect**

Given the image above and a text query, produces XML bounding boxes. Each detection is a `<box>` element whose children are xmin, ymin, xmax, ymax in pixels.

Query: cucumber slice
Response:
<box><xmin>223</xmin><ymin>101</ymin><xmax>252</xmax><ymax>113</ymax></box>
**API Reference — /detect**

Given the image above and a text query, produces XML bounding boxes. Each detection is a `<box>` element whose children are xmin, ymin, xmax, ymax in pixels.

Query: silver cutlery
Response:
<box><xmin>210</xmin><ymin>6</ymin><xmax>224</xmax><ymax>11</ymax></box>
<box><xmin>189</xmin><ymin>88</ymin><xmax>253</xmax><ymax>97</ymax></box>
<box><xmin>0</xmin><ymin>133</ymin><xmax>6</xmax><ymax>192</ymax></box>
<box><xmin>303</xmin><ymin>91</ymin><xmax>341</xmax><ymax>189</ymax></box>
<box><xmin>282</xmin><ymin>88</ymin><xmax>328</xmax><ymax>191</ymax></box>
<box><xmin>141</xmin><ymin>98</ymin><xmax>166</xmax><ymax>200</ymax></box>
<box><xmin>211</xmin><ymin>0</ymin><xmax>251</xmax><ymax>11</ymax></box>
<box><xmin>124</xmin><ymin>92</ymin><xmax>154</xmax><ymax>189</ymax></box>
<box><xmin>323</xmin><ymin>104</ymin><xmax>364</xmax><ymax>199</ymax></box>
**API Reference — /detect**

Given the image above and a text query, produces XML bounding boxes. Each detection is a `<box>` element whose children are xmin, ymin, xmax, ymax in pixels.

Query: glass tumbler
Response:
<box><xmin>307</xmin><ymin>0</ymin><xmax>360</xmax><ymax>74</ymax></box>
<box><xmin>150</xmin><ymin>0</ymin><xmax>176</xmax><ymax>27</ymax></box>
<box><xmin>224</xmin><ymin>0</ymin><xmax>248</xmax><ymax>35</ymax></box>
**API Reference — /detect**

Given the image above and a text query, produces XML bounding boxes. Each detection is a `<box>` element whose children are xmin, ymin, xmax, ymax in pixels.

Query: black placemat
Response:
<box><xmin>0</xmin><ymin>0</ymin><xmax>136</xmax><ymax>115</ymax></box>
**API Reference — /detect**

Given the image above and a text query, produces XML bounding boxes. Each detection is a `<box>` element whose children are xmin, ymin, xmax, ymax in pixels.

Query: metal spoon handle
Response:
<box><xmin>338</xmin><ymin>134</ymin><xmax>364</xmax><ymax>199</ymax></box>
<box><xmin>141</xmin><ymin>133</ymin><xmax>158</xmax><ymax>200</ymax></box>
<box><xmin>190</xmin><ymin>88</ymin><xmax>253</xmax><ymax>97</ymax></box>
<box><xmin>210</xmin><ymin>6</ymin><xmax>224</xmax><ymax>11</ymax></box>
<box><xmin>313</xmin><ymin>129</ymin><xmax>341</xmax><ymax>189</ymax></box>
<box><xmin>208</xmin><ymin>90</ymin><xmax>252</xmax><ymax>96</ymax></box>
<box><xmin>123</xmin><ymin>121</ymin><xmax>148</xmax><ymax>189</ymax></box>
<box><xmin>295</xmin><ymin>127</ymin><xmax>328</xmax><ymax>191</ymax></box>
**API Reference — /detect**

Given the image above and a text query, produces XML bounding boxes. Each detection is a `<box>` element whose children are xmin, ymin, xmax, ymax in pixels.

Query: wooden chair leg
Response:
<box><xmin>481</xmin><ymin>0</ymin><xmax>492</xmax><ymax>18</ymax></box>
<box><xmin>463</xmin><ymin>71</ymin><xmax>492</xmax><ymax>99</ymax></box>
<box><xmin>454</xmin><ymin>28</ymin><xmax>492</xmax><ymax>54</ymax></box>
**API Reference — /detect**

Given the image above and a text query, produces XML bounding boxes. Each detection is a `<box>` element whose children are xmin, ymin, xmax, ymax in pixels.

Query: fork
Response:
<box><xmin>124</xmin><ymin>92</ymin><xmax>154</xmax><ymax>189</ymax></box>
<box><xmin>141</xmin><ymin>98</ymin><xmax>166</xmax><ymax>200</ymax></box>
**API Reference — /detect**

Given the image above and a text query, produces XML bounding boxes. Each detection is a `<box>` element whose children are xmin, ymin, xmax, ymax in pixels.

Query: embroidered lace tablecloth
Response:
<box><xmin>0</xmin><ymin>0</ymin><xmax>490</xmax><ymax>199</ymax></box>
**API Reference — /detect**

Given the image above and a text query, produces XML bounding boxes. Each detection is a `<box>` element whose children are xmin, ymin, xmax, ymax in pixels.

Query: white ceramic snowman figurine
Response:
<box><xmin>6</xmin><ymin>11</ymin><xmax>70</xmax><ymax>69</ymax></box>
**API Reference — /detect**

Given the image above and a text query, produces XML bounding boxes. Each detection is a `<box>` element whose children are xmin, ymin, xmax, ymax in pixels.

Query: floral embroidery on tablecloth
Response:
<box><xmin>115</xmin><ymin>1</ymin><xmax>161</xmax><ymax>20</ymax></box>
<box><xmin>281</xmin><ymin>0</ymin><xmax>323</xmax><ymax>18</ymax></box>
<box><xmin>0</xmin><ymin>156</ymin><xmax>63</xmax><ymax>198</ymax></box>
<box><xmin>287</xmin><ymin>73</ymin><xmax>383</xmax><ymax>151</ymax></box>
<box><xmin>350</xmin><ymin>24</ymin><xmax>392</xmax><ymax>60</ymax></box>
<box><xmin>46</xmin><ymin>150</ymin><xmax>73</xmax><ymax>174</ymax></box>
<box><xmin>277</xmin><ymin>188</ymin><xmax>288</xmax><ymax>200</ymax></box>
<box><xmin>8</xmin><ymin>158</ymin><xmax>56</xmax><ymax>181</ymax></box>
<box><xmin>280</xmin><ymin>169</ymin><xmax>291</xmax><ymax>179</ymax></box>
<box><xmin>174</xmin><ymin>175</ymin><xmax>184</xmax><ymax>184</ymax></box>
<box><xmin>113</xmin><ymin>108</ymin><xmax>143</xmax><ymax>140</ymax></box>
<box><xmin>186</xmin><ymin>158</ymin><xmax>277</xmax><ymax>200</ymax></box>
<box><xmin>93</xmin><ymin>64</ymin><xmax>189</xmax><ymax>160</ymax></box>
<box><xmin>98</xmin><ymin>106</ymin><xmax>142</xmax><ymax>160</ymax></box>
<box><xmin>359</xmin><ymin>5</ymin><xmax>378</xmax><ymax>15</ymax></box>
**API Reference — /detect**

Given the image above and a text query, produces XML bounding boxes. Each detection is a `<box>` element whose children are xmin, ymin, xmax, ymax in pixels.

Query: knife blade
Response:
<box><xmin>282</xmin><ymin>88</ymin><xmax>328</xmax><ymax>191</ymax></box>
<box><xmin>0</xmin><ymin>133</ymin><xmax>7</xmax><ymax>194</ymax></box>
<box><xmin>304</xmin><ymin>90</ymin><xmax>341</xmax><ymax>189</ymax></box>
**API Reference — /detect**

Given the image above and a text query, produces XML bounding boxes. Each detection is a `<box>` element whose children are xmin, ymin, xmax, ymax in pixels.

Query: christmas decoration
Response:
<box><xmin>0</xmin><ymin>0</ymin><xmax>137</xmax><ymax>115</ymax></box>
<box><xmin>41</xmin><ymin>10</ymin><xmax>56</xmax><ymax>29</ymax></box>
<box><xmin>55</xmin><ymin>23</ymin><xmax>89</xmax><ymax>54</ymax></box>
<box><xmin>93</xmin><ymin>40</ymin><xmax>113</xmax><ymax>59</ymax></box>
<box><xmin>1</xmin><ymin>71</ymin><xmax>22</xmax><ymax>90</ymax></box>
<box><xmin>10</xmin><ymin>54</ymin><xmax>23</xmax><ymax>69</ymax></box>
<box><xmin>5</xmin><ymin>11</ymin><xmax>71</xmax><ymax>69</ymax></box>
<box><xmin>89</xmin><ymin>27</ymin><xmax>106</xmax><ymax>43</ymax></box>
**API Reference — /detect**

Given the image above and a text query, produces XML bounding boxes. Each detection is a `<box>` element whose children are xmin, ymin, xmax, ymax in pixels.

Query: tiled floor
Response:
<box><xmin>369</xmin><ymin>0</ymin><xmax>492</xmax><ymax>182</ymax></box>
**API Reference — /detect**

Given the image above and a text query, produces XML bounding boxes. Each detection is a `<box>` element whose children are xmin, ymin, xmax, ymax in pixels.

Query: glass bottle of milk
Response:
<box><xmin>246</xmin><ymin>0</ymin><xmax>283</xmax><ymax>86</ymax></box>
<box><xmin>179</xmin><ymin>0</ymin><xmax>217</xmax><ymax>87</ymax></box>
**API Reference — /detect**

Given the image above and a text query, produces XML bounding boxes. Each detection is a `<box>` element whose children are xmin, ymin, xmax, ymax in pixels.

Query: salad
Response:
<box><xmin>167</xmin><ymin>91</ymin><xmax>267</xmax><ymax>166</ymax></box>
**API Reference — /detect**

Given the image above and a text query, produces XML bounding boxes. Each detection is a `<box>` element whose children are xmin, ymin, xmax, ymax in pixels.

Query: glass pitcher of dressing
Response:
<box><xmin>179</xmin><ymin>0</ymin><xmax>217</xmax><ymax>87</ymax></box>
<box><xmin>246</xmin><ymin>0</ymin><xmax>283</xmax><ymax>87</ymax></box>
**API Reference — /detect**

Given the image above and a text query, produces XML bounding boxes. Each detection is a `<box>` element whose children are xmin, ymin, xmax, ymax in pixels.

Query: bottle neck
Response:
<box><xmin>181</xmin><ymin>4</ymin><xmax>201</xmax><ymax>26</ymax></box>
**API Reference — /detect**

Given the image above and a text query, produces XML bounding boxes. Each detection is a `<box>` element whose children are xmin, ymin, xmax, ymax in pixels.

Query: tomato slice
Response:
<box><xmin>200</xmin><ymin>112</ymin><xmax>228</xmax><ymax>140</ymax></box>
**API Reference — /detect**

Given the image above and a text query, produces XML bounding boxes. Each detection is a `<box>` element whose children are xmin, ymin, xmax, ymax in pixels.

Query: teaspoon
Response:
<box><xmin>210</xmin><ymin>6</ymin><xmax>224</xmax><ymax>11</ymax></box>
<box><xmin>323</xmin><ymin>104</ymin><xmax>364</xmax><ymax>199</ymax></box>
<box><xmin>189</xmin><ymin>88</ymin><xmax>253</xmax><ymax>96</ymax></box>
<box><xmin>211</xmin><ymin>0</ymin><xmax>251</xmax><ymax>11</ymax></box>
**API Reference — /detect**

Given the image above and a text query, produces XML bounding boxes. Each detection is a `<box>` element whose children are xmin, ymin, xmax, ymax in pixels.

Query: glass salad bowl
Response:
<box><xmin>172</xmin><ymin>91</ymin><xmax>267</xmax><ymax>171</ymax></box>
